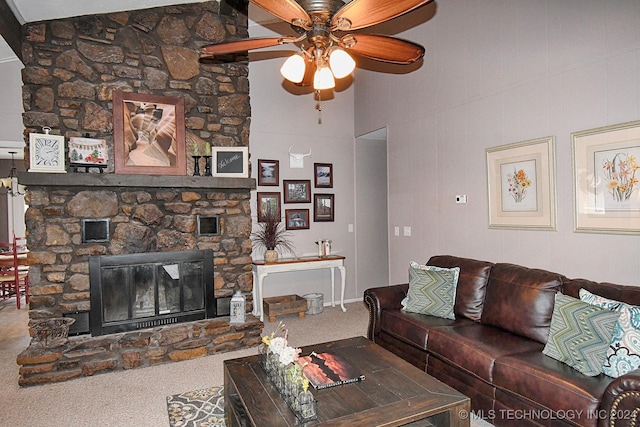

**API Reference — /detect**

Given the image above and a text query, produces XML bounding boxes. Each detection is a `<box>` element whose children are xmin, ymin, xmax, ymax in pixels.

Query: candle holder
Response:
<box><xmin>192</xmin><ymin>155</ymin><xmax>201</xmax><ymax>176</ymax></box>
<box><xmin>203</xmin><ymin>156</ymin><xmax>212</xmax><ymax>176</ymax></box>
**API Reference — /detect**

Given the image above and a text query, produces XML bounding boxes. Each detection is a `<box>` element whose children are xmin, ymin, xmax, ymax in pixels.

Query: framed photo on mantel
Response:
<box><xmin>112</xmin><ymin>90</ymin><xmax>186</xmax><ymax>176</ymax></box>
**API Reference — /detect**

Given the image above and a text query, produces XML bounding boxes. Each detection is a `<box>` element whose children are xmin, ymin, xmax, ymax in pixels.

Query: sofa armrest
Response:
<box><xmin>600</xmin><ymin>369</ymin><xmax>640</xmax><ymax>427</ymax></box>
<box><xmin>363</xmin><ymin>284</ymin><xmax>409</xmax><ymax>341</ymax></box>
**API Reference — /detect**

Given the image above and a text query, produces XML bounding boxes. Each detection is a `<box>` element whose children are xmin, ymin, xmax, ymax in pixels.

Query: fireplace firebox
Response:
<box><xmin>89</xmin><ymin>250</ymin><xmax>215</xmax><ymax>336</ymax></box>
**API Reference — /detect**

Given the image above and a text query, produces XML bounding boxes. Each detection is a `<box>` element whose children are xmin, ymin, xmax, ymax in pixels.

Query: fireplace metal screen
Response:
<box><xmin>89</xmin><ymin>249</ymin><xmax>215</xmax><ymax>336</ymax></box>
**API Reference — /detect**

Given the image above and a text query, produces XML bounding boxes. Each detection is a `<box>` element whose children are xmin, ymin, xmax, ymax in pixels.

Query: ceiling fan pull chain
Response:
<box><xmin>315</xmin><ymin>90</ymin><xmax>322</xmax><ymax>124</ymax></box>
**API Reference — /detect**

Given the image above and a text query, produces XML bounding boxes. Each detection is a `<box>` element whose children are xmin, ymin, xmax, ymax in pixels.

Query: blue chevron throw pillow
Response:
<box><xmin>543</xmin><ymin>293</ymin><xmax>621</xmax><ymax>376</ymax></box>
<box><xmin>403</xmin><ymin>261</ymin><xmax>459</xmax><ymax>320</ymax></box>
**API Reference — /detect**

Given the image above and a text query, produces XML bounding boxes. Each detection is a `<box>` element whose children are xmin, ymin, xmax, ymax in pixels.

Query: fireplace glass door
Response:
<box><xmin>90</xmin><ymin>250</ymin><xmax>214</xmax><ymax>336</ymax></box>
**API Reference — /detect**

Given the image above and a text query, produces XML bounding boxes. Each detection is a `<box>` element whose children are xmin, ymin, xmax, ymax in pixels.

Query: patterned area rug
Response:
<box><xmin>167</xmin><ymin>386</ymin><xmax>226</xmax><ymax>427</ymax></box>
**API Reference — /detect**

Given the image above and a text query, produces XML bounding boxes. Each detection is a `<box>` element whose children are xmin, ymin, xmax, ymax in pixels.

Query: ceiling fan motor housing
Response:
<box><xmin>296</xmin><ymin>0</ymin><xmax>347</xmax><ymax>16</ymax></box>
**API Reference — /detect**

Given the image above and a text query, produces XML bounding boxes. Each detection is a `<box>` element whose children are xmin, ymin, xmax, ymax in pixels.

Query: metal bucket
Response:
<box><xmin>303</xmin><ymin>293</ymin><xmax>324</xmax><ymax>315</ymax></box>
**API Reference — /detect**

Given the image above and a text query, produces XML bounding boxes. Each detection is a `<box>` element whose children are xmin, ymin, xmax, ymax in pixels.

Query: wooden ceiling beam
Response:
<box><xmin>0</xmin><ymin>0</ymin><xmax>23</xmax><ymax>63</ymax></box>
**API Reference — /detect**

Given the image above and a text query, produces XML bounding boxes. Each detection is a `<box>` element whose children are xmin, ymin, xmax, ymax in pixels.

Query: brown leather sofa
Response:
<box><xmin>363</xmin><ymin>255</ymin><xmax>640</xmax><ymax>427</ymax></box>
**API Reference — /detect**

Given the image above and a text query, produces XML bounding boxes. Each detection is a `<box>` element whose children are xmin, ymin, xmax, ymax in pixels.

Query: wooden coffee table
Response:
<box><xmin>224</xmin><ymin>336</ymin><xmax>470</xmax><ymax>426</ymax></box>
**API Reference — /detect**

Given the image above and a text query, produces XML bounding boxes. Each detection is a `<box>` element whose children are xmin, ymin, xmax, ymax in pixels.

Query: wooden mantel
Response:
<box><xmin>18</xmin><ymin>172</ymin><xmax>256</xmax><ymax>190</ymax></box>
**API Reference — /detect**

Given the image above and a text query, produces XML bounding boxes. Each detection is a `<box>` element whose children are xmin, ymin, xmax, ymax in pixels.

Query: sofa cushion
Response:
<box><xmin>542</xmin><ymin>293</ymin><xmax>620</xmax><ymax>376</ymax></box>
<box><xmin>494</xmin><ymin>350</ymin><xmax>613</xmax><ymax>419</ymax></box>
<box><xmin>480</xmin><ymin>263</ymin><xmax>564</xmax><ymax>343</ymax></box>
<box><xmin>427</xmin><ymin>255</ymin><xmax>494</xmax><ymax>322</ymax></box>
<box><xmin>426</xmin><ymin>323</ymin><xmax>543</xmax><ymax>383</ymax></box>
<box><xmin>402</xmin><ymin>261</ymin><xmax>459</xmax><ymax>320</ymax></box>
<box><xmin>380</xmin><ymin>310</ymin><xmax>472</xmax><ymax>350</ymax></box>
<box><xmin>604</xmin><ymin>305</ymin><xmax>640</xmax><ymax>378</ymax></box>
<box><xmin>579</xmin><ymin>288</ymin><xmax>625</xmax><ymax>310</ymax></box>
<box><xmin>579</xmin><ymin>288</ymin><xmax>640</xmax><ymax>378</ymax></box>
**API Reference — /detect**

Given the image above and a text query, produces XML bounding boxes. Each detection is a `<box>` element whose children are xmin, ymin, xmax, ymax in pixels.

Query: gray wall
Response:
<box><xmin>353</xmin><ymin>0</ymin><xmax>640</xmax><ymax>285</ymax></box>
<box><xmin>248</xmin><ymin>22</ymin><xmax>357</xmax><ymax>303</ymax></box>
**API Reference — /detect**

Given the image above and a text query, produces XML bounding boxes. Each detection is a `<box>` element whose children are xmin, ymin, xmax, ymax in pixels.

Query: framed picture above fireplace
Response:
<box><xmin>112</xmin><ymin>90</ymin><xmax>186</xmax><ymax>176</ymax></box>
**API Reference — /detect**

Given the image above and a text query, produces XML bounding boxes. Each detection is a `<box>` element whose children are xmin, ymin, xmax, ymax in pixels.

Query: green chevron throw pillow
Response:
<box><xmin>403</xmin><ymin>261</ymin><xmax>459</xmax><ymax>320</ymax></box>
<box><xmin>543</xmin><ymin>293</ymin><xmax>621</xmax><ymax>376</ymax></box>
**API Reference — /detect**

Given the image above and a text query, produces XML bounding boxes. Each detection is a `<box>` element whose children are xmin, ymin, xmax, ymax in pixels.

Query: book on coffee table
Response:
<box><xmin>296</xmin><ymin>351</ymin><xmax>365</xmax><ymax>390</ymax></box>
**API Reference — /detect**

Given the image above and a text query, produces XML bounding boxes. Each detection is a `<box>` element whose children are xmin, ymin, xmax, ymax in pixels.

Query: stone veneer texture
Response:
<box><xmin>16</xmin><ymin>1</ymin><xmax>262</xmax><ymax>385</ymax></box>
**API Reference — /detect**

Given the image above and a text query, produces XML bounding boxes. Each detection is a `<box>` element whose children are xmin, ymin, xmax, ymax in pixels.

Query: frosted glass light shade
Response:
<box><xmin>280</xmin><ymin>53</ymin><xmax>306</xmax><ymax>83</ymax></box>
<box><xmin>313</xmin><ymin>66</ymin><xmax>335</xmax><ymax>90</ymax></box>
<box><xmin>329</xmin><ymin>48</ymin><xmax>356</xmax><ymax>79</ymax></box>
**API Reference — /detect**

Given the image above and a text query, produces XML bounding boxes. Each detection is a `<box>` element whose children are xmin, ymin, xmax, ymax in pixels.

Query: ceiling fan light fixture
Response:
<box><xmin>329</xmin><ymin>48</ymin><xmax>355</xmax><ymax>79</ymax></box>
<box><xmin>280</xmin><ymin>52</ymin><xmax>307</xmax><ymax>83</ymax></box>
<box><xmin>313</xmin><ymin>66</ymin><xmax>335</xmax><ymax>90</ymax></box>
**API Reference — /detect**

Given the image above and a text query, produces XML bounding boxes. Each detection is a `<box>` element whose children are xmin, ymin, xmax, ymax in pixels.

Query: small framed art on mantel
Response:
<box><xmin>213</xmin><ymin>147</ymin><xmax>249</xmax><ymax>178</ymax></box>
<box><xmin>112</xmin><ymin>90</ymin><xmax>186</xmax><ymax>176</ymax></box>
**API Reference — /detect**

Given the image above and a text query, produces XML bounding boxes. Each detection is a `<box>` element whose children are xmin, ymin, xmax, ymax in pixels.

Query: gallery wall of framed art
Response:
<box><xmin>255</xmin><ymin>158</ymin><xmax>335</xmax><ymax>230</ymax></box>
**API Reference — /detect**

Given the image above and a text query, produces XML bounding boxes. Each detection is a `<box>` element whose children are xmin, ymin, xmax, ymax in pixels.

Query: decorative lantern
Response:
<box><xmin>230</xmin><ymin>290</ymin><xmax>246</xmax><ymax>324</ymax></box>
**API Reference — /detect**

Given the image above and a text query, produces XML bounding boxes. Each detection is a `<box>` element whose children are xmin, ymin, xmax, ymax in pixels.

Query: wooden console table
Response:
<box><xmin>251</xmin><ymin>255</ymin><xmax>346</xmax><ymax>321</ymax></box>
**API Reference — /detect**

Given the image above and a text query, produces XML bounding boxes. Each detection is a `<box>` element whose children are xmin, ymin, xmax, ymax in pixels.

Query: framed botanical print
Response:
<box><xmin>486</xmin><ymin>136</ymin><xmax>556</xmax><ymax>230</ymax></box>
<box><xmin>572</xmin><ymin>120</ymin><xmax>640</xmax><ymax>234</ymax></box>
<box><xmin>29</xmin><ymin>129</ymin><xmax>66</xmax><ymax>173</ymax></box>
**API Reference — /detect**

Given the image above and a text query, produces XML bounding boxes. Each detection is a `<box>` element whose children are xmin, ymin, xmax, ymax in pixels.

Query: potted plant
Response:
<box><xmin>251</xmin><ymin>210</ymin><xmax>295</xmax><ymax>262</ymax></box>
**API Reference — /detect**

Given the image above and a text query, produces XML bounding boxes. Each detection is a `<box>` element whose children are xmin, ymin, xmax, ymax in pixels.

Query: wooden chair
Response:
<box><xmin>0</xmin><ymin>241</ymin><xmax>14</xmax><ymax>301</ymax></box>
<box><xmin>0</xmin><ymin>237</ymin><xmax>29</xmax><ymax>309</ymax></box>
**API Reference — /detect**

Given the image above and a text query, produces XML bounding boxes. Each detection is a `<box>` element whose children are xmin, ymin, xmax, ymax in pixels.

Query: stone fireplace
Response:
<box><xmin>14</xmin><ymin>2</ymin><xmax>262</xmax><ymax>385</ymax></box>
<box><xmin>16</xmin><ymin>173</ymin><xmax>261</xmax><ymax>386</ymax></box>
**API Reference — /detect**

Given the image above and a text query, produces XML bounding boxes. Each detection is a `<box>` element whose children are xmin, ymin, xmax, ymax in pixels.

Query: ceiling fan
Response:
<box><xmin>200</xmin><ymin>0</ymin><xmax>432</xmax><ymax>91</ymax></box>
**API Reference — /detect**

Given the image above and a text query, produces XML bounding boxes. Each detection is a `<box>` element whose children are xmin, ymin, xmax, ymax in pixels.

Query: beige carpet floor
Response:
<box><xmin>0</xmin><ymin>298</ymin><xmax>492</xmax><ymax>426</ymax></box>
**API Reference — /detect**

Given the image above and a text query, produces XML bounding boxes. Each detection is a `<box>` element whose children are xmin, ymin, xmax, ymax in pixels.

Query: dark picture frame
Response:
<box><xmin>113</xmin><ymin>90</ymin><xmax>186</xmax><ymax>175</ymax></box>
<box><xmin>212</xmin><ymin>146</ymin><xmax>249</xmax><ymax>178</ymax></box>
<box><xmin>284</xmin><ymin>180</ymin><xmax>311</xmax><ymax>203</ymax></box>
<box><xmin>257</xmin><ymin>192</ymin><xmax>281</xmax><ymax>222</ymax></box>
<box><xmin>285</xmin><ymin>209</ymin><xmax>310</xmax><ymax>230</ymax></box>
<box><xmin>314</xmin><ymin>194</ymin><xmax>335</xmax><ymax>222</ymax></box>
<box><xmin>314</xmin><ymin>162</ymin><xmax>333</xmax><ymax>188</ymax></box>
<box><xmin>258</xmin><ymin>159</ymin><xmax>279</xmax><ymax>186</ymax></box>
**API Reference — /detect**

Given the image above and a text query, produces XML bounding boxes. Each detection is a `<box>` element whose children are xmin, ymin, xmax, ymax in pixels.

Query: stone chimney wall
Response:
<box><xmin>16</xmin><ymin>2</ymin><xmax>262</xmax><ymax>385</ymax></box>
<box><xmin>21</xmin><ymin>1</ymin><xmax>250</xmax><ymax>158</ymax></box>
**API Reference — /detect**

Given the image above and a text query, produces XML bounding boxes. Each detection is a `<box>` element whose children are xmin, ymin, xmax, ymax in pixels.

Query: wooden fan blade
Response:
<box><xmin>332</xmin><ymin>0</ymin><xmax>432</xmax><ymax>31</ymax></box>
<box><xmin>252</xmin><ymin>0</ymin><xmax>311</xmax><ymax>28</ymax></box>
<box><xmin>343</xmin><ymin>34</ymin><xmax>425</xmax><ymax>65</ymax></box>
<box><xmin>200</xmin><ymin>37</ymin><xmax>286</xmax><ymax>56</ymax></box>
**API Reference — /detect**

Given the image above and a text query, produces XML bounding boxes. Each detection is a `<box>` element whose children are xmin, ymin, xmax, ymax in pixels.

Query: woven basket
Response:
<box><xmin>30</xmin><ymin>318</ymin><xmax>76</xmax><ymax>348</ymax></box>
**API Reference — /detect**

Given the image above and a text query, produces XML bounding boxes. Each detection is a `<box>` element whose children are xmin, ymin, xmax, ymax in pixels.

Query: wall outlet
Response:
<box><xmin>455</xmin><ymin>195</ymin><xmax>467</xmax><ymax>204</ymax></box>
<box><xmin>348</xmin><ymin>224</ymin><xmax>354</xmax><ymax>233</ymax></box>
<box><xmin>394</xmin><ymin>226</ymin><xmax>400</xmax><ymax>236</ymax></box>
<box><xmin>403</xmin><ymin>226</ymin><xmax>411</xmax><ymax>237</ymax></box>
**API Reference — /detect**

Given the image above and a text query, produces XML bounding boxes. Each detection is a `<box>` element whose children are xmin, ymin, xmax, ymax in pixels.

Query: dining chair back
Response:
<box><xmin>0</xmin><ymin>237</ymin><xmax>29</xmax><ymax>309</ymax></box>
